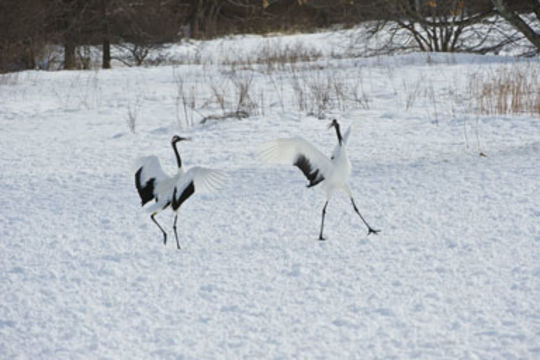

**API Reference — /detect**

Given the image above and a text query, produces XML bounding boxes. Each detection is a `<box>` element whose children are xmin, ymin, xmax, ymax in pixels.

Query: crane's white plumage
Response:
<box><xmin>134</xmin><ymin>155</ymin><xmax>171</xmax><ymax>190</ymax></box>
<box><xmin>260</xmin><ymin>119</ymin><xmax>379</xmax><ymax>240</ymax></box>
<box><xmin>260</xmin><ymin>136</ymin><xmax>333</xmax><ymax>188</ymax></box>
<box><xmin>144</xmin><ymin>164</ymin><xmax>227</xmax><ymax>214</ymax></box>
<box><xmin>330</xmin><ymin>123</ymin><xmax>352</xmax><ymax>160</ymax></box>
<box><xmin>135</xmin><ymin>135</ymin><xmax>227</xmax><ymax>249</ymax></box>
<box><xmin>260</xmin><ymin>137</ymin><xmax>332</xmax><ymax>173</ymax></box>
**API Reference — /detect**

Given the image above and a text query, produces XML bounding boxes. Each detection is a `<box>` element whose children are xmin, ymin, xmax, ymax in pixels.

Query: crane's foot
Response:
<box><xmin>318</xmin><ymin>235</ymin><xmax>326</xmax><ymax>241</ymax></box>
<box><xmin>163</xmin><ymin>234</ymin><xmax>167</xmax><ymax>245</ymax></box>
<box><xmin>367</xmin><ymin>228</ymin><xmax>380</xmax><ymax>235</ymax></box>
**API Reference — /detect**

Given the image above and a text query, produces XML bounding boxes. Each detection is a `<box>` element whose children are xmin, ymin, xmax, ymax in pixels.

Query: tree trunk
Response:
<box><xmin>101</xmin><ymin>0</ymin><xmax>111</xmax><ymax>69</ymax></box>
<box><xmin>531</xmin><ymin>0</ymin><xmax>540</xmax><ymax>21</ymax></box>
<box><xmin>414</xmin><ymin>0</ymin><xmax>421</xmax><ymax>16</ymax></box>
<box><xmin>102</xmin><ymin>39</ymin><xmax>111</xmax><ymax>69</ymax></box>
<box><xmin>190</xmin><ymin>0</ymin><xmax>202</xmax><ymax>39</ymax></box>
<box><xmin>64</xmin><ymin>41</ymin><xmax>76</xmax><ymax>69</ymax></box>
<box><xmin>491</xmin><ymin>0</ymin><xmax>540</xmax><ymax>51</ymax></box>
<box><xmin>62</xmin><ymin>0</ymin><xmax>77</xmax><ymax>70</ymax></box>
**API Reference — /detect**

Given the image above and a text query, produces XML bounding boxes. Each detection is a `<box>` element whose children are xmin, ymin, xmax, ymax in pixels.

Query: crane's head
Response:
<box><xmin>328</xmin><ymin>119</ymin><xmax>340</xmax><ymax>130</ymax></box>
<box><xmin>171</xmin><ymin>135</ymin><xmax>191</xmax><ymax>144</ymax></box>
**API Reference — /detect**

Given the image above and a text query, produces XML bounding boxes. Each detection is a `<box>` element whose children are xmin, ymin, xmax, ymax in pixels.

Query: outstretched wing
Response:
<box><xmin>260</xmin><ymin>137</ymin><xmax>332</xmax><ymax>188</ymax></box>
<box><xmin>134</xmin><ymin>156</ymin><xmax>170</xmax><ymax>206</ymax></box>
<box><xmin>331</xmin><ymin>124</ymin><xmax>352</xmax><ymax>160</ymax></box>
<box><xmin>342</xmin><ymin>124</ymin><xmax>352</xmax><ymax>146</ymax></box>
<box><xmin>170</xmin><ymin>167</ymin><xmax>228</xmax><ymax>211</ymax></box>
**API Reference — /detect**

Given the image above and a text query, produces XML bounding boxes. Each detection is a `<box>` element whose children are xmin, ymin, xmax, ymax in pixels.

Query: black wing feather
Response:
<box><xmin>172</xmin><ymin>181</ymin><xmax>195</xmax><ymax>211</ymax></box>
<box><xmin>135</xmin><ymin>168</ymin><xmax>156</xmax><ymax>206</ymax></box>
<box><xmin>294</xmin><ymin>154</ymin><xmax>325</xmax><ymax>188</ymax></box>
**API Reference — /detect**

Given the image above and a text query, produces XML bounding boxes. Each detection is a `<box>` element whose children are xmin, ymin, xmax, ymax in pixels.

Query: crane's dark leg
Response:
<box><xmin>173</xmin><ymin>214</ymin><xmax>181</xmax><ymax>250</ymax></box>
<box><xmin>350</xmin><ymin>197</ymin><xmax>380</xmax><ymax>235</ymax></box>
<box><xmin>151</xmin><ymin>212</ymin><xmax>167</xmax><ymax>245</ymax></box>
<box><xmin>319</xmin><ymin>201</ymin><xmax>329</xmax><ymax>241</ymax></box>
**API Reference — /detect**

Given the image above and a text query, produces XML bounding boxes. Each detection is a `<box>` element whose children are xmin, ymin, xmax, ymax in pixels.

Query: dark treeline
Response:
<box><xmin>0</xmin><ymin>0</ymin><xmax>538</xmax><ymax>72</ymax></box>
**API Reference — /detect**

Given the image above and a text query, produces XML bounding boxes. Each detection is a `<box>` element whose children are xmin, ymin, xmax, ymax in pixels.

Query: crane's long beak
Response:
<box><xmin>327</xmin><ymin>122</ymin><xmax>335</xmax><ymax>130</ymax></box>
<box><xmin>179</xmin><ymin>136</ymin><xmax>192</xmax><ymax>141</ymax></box>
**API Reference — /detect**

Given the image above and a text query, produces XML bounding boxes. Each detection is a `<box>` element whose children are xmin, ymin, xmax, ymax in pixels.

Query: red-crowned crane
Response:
<box><xmin>135</xmin><ymin>135</ymin><xmax>227</xmax><ymax>249</ymax></box>
<box><xmin>260</xmin><ymin>119</ymin><xmax>380</xmax><ymax>240</ymax></box>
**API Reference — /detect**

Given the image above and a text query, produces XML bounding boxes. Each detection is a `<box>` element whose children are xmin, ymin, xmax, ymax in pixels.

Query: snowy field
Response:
<box><xmin>1</xmin><ymin>29</ymin><xmax>539</xmax><ymax>359</ymax></box>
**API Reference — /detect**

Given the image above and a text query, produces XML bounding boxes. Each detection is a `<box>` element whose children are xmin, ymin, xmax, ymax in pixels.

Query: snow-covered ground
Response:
<box><xmin>1</xmin><ymin>31</ymin><xmax>539</xmax><ymax>359</ymax></box>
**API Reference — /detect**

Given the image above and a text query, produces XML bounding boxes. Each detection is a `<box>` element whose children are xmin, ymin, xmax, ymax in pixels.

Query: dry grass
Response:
<box><xmin>221</xmin><ymin>41</ymin><xmax>323</xmax><ymax>72</ymax></box>
<box><xmin>173</xmin><ymin>68</ymin><xmax>198</xmax><ymax>128</ymax></box>
<box><xmin>173</xmin><ymin>66</ymin><xmax>261</xmax><ymax>126</ymax></box>
<box><xmin>255</xmin><ymin>41</ymin><xmax>322</xmax><ymax>70</ymax></box>
<box><xmin>468</xmin><ymin>64</ymin><xmax>539</xmax><ymax>115</ymax></box>
<box><xmin>288</xmin><ymin>68</ymin><xmax>371</xmax><ymax>118</ymax></box>
<box><xmin>126</xmin><ymin>95</ymin><xmax>142</xmax><ymax>133</ymax></box>
<box><xmin>231</xmin><ymin>71</ymin><xmax>258</xmax><ymax>114</ymax></box>
<box><xmin>307</xmin><ymin>73</ymin><xmax>332</xmax><ymax>119</ymax></box>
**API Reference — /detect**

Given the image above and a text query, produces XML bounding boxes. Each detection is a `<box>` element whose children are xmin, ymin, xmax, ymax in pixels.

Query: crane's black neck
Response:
<box><xmin>172</xmin><ymin>141</ymin><xmax>182</xmax><ymax>168</ymax></box>
<box><xmin>333</xmin><ymin>122</ymin><xmax>343</xmax><ymax>146</ymax></box>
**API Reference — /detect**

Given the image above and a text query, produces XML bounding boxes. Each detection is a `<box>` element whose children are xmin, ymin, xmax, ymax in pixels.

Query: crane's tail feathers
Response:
<box><xmin>144</xmin><ymin>200</ymin><xmax>169</xmax><ymax>214</ymax></box>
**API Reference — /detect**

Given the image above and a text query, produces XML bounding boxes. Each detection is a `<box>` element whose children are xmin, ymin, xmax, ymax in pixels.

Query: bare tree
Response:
<box><xmin>491</xmin><ymin>0</ymin><xmax>540</xmax><ymax>52</ymax></box>
<box><xmin>100</xmin><ymin>0</ymin><xmax>111</xmax><ymax>69</ymax></box>
<box><xmin>0</xmin><ymin>0</ymin><xmax>50</xmax><ymax>72</ymax></box>
<box><xmin>110</xmin><ymin>0</ymin><xmax>185</xmax><ymax>66</ymax></box>
<box><xmin>371</xmin><ymin>0</ymin><xmax>496</xmax><ymax>53</ymax></box>
<box><xmin>58</xmin><ymin>0</ymin><xmax>88</xmax><ymax>69</ymax></box>
<box><xmin>2</xmin><ymin>0</ymin><xmax>536</xmax><ymax>74</ymax></box>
